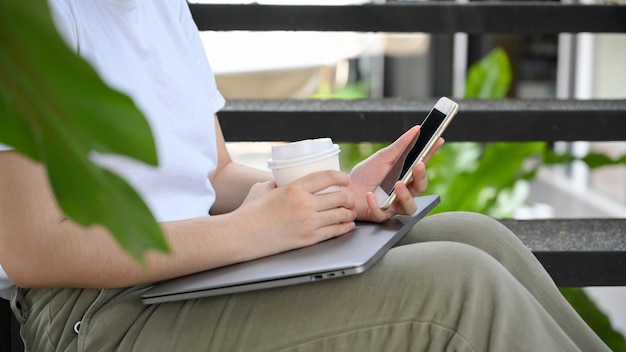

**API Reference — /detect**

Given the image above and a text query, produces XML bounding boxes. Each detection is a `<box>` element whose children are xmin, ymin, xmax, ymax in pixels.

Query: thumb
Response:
<box><xmin>251</xmin><ymin>180</ymin><xmax>277</xmax><ymax>193</ymax></box>
<box><xmin>380</xmin><ymin>125</ymin><xmax>420</xmax><ymax>160</ymax></box>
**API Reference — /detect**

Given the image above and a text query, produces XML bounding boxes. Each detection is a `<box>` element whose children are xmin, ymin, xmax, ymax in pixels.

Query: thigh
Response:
<box><xmin>399</xmin><ymin>211</ymin><xmax>609</xmax><ymax>352</ymax></box>
<box><xmin>16</xmin><ymin>215</ymin><xmax>602</xmax><ymax>352</ymax></box>
<box><xmin>15</xmin><ymin>287</ymin><xmax>105</xmax><ymax>352</ymax></box>
<box><xmin>400</xmin><ymin>211</ymin><xmax>553</xmax><ymax>286</ymax></box>
<box><xmin>82</xmin><ymin>242</ymin><xmax>580</xmax><ymax>352</ymax></box>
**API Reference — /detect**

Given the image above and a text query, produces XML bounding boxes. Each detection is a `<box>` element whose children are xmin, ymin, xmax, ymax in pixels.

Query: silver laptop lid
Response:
<box><xmin>142</xmin><ymin>195</ymin><xmax>439</xmax><ymax>304</ymax></box>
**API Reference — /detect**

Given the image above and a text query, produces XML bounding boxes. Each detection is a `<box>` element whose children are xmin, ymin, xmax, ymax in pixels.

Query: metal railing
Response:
<box><xmin>189</xmin><ymin>1</ymin><xmax>626</xmax><ymax>287</ymax></box>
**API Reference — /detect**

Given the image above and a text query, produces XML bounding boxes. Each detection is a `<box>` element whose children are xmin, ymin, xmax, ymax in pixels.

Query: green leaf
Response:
<box><xmin>583</xmin><ymin>152</ymin><xmax>626</xmax><ymax>169</ymax></box>
<box><xmin>0</xmin><ymin>0</ymin><xmax>168</xmax><ymax>260</ymax></box>
<box><xmin>312</xmin><ymin>80</ymin><xmax>372</xmax><ymax>100</ymax></box>
<box><xmin>542</xmin><ymin>149</ymin><xmax>626</xmax><ymax>169</ymax></box>
<box><xmin>560</xmin><ymin>288</ymin><xmax>626</xmax><ymax>352</ymax></box>
<box><xmin>427</xmin><ymin>142</ymin><xmax>544</xmax><ymax>216</ymax></box>
<box><xmin>465</xmin><ymin>47</ymin><xmax>512</xmax><ymax>99</ymax></box>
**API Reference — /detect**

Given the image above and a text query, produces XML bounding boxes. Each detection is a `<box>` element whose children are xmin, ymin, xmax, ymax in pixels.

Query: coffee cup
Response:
<box><xmin>267</xmin><ymin>138</ymin><xmax>341</xmax><ymax>193</ymax></box>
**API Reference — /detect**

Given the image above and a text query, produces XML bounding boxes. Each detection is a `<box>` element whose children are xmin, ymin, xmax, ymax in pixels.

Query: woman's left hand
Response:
<box><xmin>346</xmin><ymin>125</ymin><xmax>444</xmax><ymax>222</ymax></box>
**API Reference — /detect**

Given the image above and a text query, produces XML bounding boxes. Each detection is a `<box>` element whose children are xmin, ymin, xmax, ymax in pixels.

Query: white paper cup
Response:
<box><xmin>268</xmin><ymin>138</ymin><xmax>341</xmax><ymax>193</ymax></box>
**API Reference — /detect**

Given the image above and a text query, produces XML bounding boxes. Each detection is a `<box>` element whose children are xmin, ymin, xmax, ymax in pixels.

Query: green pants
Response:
<box><xmin>11</xmin><ymin>212</ymin><xmax>609</xmax><ymax>351</ymax></box>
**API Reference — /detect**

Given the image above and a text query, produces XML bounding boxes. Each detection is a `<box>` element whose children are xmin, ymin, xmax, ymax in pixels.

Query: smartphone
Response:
<box><xmin>374</xmin><ymin>97</ymin><xmax>459</xmax><ymax>210</ymax></box>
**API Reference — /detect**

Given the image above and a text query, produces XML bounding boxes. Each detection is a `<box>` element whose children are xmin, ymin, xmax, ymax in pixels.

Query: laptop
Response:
<box><xmin>142</xmin><ymin>194</ymin><xmax>440</xmax><ymax>304</ymax></box>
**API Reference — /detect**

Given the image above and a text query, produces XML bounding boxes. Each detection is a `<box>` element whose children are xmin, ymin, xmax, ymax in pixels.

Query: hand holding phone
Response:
<box><xmin>374</xmin><ymin>97</ymin><xmax>459</xmax><ymax>210</ymax></box>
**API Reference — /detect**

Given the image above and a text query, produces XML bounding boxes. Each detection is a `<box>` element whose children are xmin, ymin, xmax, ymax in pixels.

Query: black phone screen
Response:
<box><xmin>379</xmin><ymin>108</ymin><xmax>446</xmax><ymax>193</ymax></box>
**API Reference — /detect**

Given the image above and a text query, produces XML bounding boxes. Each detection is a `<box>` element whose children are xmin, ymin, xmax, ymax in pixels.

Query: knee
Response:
<box><xmin>412</xmin><ymin>211</ymin><xmax>521</xmax><ymax>246</ymax></box>
<box><xmin>391</xmin><ymin>241</ymin><xmax>508</xmax><ymax>294</ymax></box>
<box><xmin>425</xmin><ymin>211</ymin><xmax>502</xmax><ymax>232</ymax></box>
<box><xmin>399</xmin><ymin>211</ymin><xmax>532</xmax><ymax>267</ymax></box>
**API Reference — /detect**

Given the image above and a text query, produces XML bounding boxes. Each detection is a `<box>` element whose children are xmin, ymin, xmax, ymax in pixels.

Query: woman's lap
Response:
<box><xmin>15</xmin><ymin>212</ymin><xmax>608</xmax><ymax>352</ymax></box>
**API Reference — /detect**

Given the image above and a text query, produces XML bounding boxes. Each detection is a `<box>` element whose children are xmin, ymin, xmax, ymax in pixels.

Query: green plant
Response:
<box><xmin>561</xmin><ymin>288</ymin><xmax>626</xmax><ymax>350</ymax></box>
<box><xmin>427</xmin><ymin>48</ymin><xmax>537</xmax><ymax>217</ymax></box>
<box><xmin>440</xmin><ymin>48</ymin><xmax>626</xmax><ymax>349</ymax></box>
<box><xmin>0</xmin><ymin>1</ymin><xmax>167</xmax><ymax>260</ymax></box>
<box><xmin>428</xmin><ymin>48</ymin><xmax>626</xmax><ymax>216</ymax></box>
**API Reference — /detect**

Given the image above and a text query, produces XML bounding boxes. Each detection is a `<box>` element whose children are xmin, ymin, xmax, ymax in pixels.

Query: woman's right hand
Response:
<box><xmin>233</xmin><ymin>170</ymin><xmax>357</xmax><ymax>259</ymax></box>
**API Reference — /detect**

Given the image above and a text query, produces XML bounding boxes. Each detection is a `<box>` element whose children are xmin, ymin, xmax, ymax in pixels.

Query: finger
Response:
<box><xmin>253</xmin><ymin>180</ymin><xmax>276</xmax><ymax>191</ymax></box>
<box><xmin>295</xmin><ymin>170</ymin><xmax>351</xmax><ymax>194</ymax></box>
<box><xmin>390</xmin><ymin>181</ymin><xmax>418</xmax><ymax>215</ymax></box>
<box><xmin>422</xmin><ymin>137</ymin><xmax>445</xmax><ymax>164</ymax></box>
<box><xmin>315</xmin><ymin>188</ymin><xmax>355</xmax><ymax>211</ymax></box>
<box><xmin>305</xmin><ymin>206</ymin><xmax>356</xmax><ymax>244</ymax></box>
<box><xmin>377</xmin><ymin>125</ymin><xmax>421</xmax><ymax>162</ymax></box>
<box><xmin>318</xmin><ymin>206</ymin><xmax>357</xmax><ymax>227</ymax></box>
<box><xmin>408</xmin><ymin>162</ymin><xmax>428</xmax><ymax>195</ymax></box>
<box><xmin>313</xmin><ymin>221</ymin><xmax>356</xmax><ymax>243</ymax></box>
<box><xmin>365</xmin><ymin>192</ymin><xmax>392</xmax><ymax>223</ymax></box>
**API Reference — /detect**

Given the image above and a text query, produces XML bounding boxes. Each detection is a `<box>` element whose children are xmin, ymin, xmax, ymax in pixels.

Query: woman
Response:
<box><xmin>0</xmin><ymin>1</ymin><xmax>609</xmax><ymax>351</ymax></box>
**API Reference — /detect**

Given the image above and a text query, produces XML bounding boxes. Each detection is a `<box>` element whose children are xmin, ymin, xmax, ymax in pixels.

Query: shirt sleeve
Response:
<box><xmin>48</xmin><ymin>0</ymin><xmax>78</xmax><ymax>52</ymax></box>
<box><xmin>178</xmin><ymin>0</ymin><xmax>225</xmax><ymax>114</ymax></box>
<box><xmin>0</xmin><ymin>264</ymin><xmax>13</xmax><ymax>300</ymax></box>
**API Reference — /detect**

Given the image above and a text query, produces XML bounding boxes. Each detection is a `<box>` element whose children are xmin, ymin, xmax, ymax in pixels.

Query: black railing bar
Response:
<box><xmin>189</xmin><ymin>3</ymin><xmax>626</xmax><ymax>34</ymax></box>
<box><xmin>217</xmin><ymin>99</ymin><xmax>626</xmax><ymax>143</ymax></box>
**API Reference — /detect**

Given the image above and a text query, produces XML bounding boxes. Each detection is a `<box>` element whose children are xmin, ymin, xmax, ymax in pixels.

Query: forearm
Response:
<box><xmin>3</xmin><ymin>172</ymin><xmax>351</xmax><ymax>289</ymax></box>
<box><xmin>210</xmin><ymin>161</ymin><xmax>273</xmax><ymax>215</ymax></box>
<box><xmin>1</xmin><ymin>210</ymin><xmax>261</xmax><ymax>289</ymax></box>
<box><xmin>209</xmin><ymin>115</ymin><xmax>274</xmax><ymax>214</ymax></box>
<box><xmin>0</xmin><ymin>152</ymin><xmax>261</xmax><ymax>289</ymax></box>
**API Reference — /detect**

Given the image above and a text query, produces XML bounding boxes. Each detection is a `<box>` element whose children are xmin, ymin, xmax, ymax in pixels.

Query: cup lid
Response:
<box><xmin>268</xmin><ymin>138</ymin><xmax>340</xmax><ymax>169</ymax></box>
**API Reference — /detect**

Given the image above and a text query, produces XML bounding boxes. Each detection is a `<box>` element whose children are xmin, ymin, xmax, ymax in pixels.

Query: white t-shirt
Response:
<box><xmin>0</xmin><ymin>0</ymin><xmax>226</xmax><ymax>299</ymax></box>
